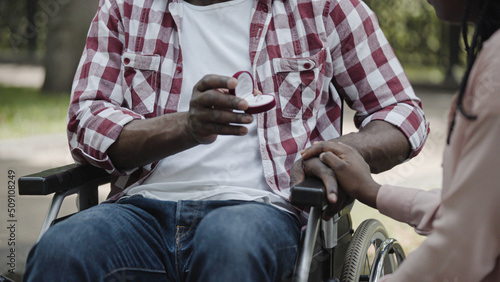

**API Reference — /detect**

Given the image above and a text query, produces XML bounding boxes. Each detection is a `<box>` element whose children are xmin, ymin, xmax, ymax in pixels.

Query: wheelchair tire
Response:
<box><xmin>340</xmin><ymin>219</ymin><xmax>397</xmax><ymax>282</ymax></box>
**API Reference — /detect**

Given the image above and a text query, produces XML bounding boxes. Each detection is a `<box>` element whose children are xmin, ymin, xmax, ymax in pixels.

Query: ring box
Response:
<box><xmin>230</xmin><ymin>71</ymin><xmax>276</xmax><ymax>114</ymax></box>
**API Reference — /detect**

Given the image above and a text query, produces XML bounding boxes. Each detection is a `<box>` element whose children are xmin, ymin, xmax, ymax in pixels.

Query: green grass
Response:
<box><xmin>0</xmin><ymin>86</ymin><xmax>69</xmax><ymax>139</ymax></box>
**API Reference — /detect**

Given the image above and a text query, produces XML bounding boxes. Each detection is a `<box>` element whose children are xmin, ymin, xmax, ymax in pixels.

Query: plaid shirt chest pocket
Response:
<box><xmin>272</xmin><ymin>48</ymin><xmax>327</xmax><ymax>119</ymax></box>
<box><xmin>122</xmin><ymin>52</ymin><xmax>161</xmax><ymax>116</ymax></box>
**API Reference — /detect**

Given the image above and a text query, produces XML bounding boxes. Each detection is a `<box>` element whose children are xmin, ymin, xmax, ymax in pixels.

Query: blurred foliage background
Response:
<box><xmin>364</xmin><ymin>0</ymin><xmax>463</xmax><ymax>86</ymax></box>
<box><xmin>0</xmin><ymin>0</ymin><xmax>97</xmax><ymax>92</ymax></box>
<box><xmin>0</xmin><ymin>0</ymin><xmax>44</xmax><ymax>62</ymax></box>
<box><xmin>367</xmin><ymin>0</ymin><xmax>443</xmax><ymax>67</ymax></box>
<box><xmin>0</xmin><ymin>0</ymin><xmax>464</xmax><ymax>93</ymax></box>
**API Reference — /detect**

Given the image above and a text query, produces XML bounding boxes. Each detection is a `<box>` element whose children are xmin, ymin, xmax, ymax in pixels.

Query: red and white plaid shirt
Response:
<box><xmin>68</xmin><ymin>0</ymin><xmax>428</xmax><ymax>199</ymax></box>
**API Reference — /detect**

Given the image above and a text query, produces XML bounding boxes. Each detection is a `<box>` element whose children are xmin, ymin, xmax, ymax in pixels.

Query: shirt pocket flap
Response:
<box><xmin>272</xmin><ymin>48</ymin><xmax>326</xmax><ymax>73</ymax></box>
<box><xmin>123</xmin><ymin>52</ymin><xmax>161</xmax><ymax>71</ymax></box>
<box><xmin>272</xmin><ymin>57</ymin><xmax>315</xmax><ymax>73</ymax></box>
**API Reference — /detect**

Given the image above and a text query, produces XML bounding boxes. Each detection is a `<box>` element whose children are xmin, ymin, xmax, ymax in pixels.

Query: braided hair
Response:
<box><xmin>447</xmin><ymin>0</ymin><xmax>500</xmax><ymax>143</ymax></box>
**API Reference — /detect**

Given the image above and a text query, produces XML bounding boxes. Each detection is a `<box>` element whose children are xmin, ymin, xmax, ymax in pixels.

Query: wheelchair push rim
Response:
<box><xmin>340</xmin><ymin>219</ymin><xmax>404</xmax><ymax>282</ymax></box>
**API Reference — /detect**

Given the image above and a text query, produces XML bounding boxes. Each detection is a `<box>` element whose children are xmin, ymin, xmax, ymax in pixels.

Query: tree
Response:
<box><xmin>364</xmin><ymin>0</ymin><xmax>443</xmax><ymax>69</ymax></box>
<box><xmin>442</xmin><ymin>25</ymin><xmax>462</xmax><ymax>88</ymax></box>
<box><xmin>41</xmin><ymin>0</ymin><xmax>97</xmax><ymax>94</ymax></box>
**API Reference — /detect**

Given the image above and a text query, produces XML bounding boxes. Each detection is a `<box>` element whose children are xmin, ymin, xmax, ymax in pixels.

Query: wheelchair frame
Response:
<box><xmin>19</xmin><ymin>163</ymin><xmax>405</xmax><ymax>281</ymax></box>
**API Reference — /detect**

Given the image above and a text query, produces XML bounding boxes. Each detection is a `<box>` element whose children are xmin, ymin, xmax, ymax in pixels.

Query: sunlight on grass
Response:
<box><xmin>0</xmin><ymin>86</ymin><xmax>69</xmax><ymax>139</ymax></box>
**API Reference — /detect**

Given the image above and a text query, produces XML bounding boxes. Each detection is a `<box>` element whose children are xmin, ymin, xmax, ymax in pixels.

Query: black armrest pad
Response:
<box><xmin>290</xmin><ymin>178</ymin><xmax>326</xmax><ymax>208</ymax></box>
<box><xmin>19</xmin><ymin>163</ymin><xmax>111</xmax><ymax>195</ymax></box>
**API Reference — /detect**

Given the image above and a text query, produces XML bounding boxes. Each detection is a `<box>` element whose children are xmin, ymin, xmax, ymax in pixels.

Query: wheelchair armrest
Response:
<box><xmin>19</xmin><ymin>163</ymin><xmax>111</xmax><ymax>195</ymax></box>
<box><xmin>290</xmin><ymin>177</ymin><xmax>326</xmax><ymax>208</ymax></box>
<box><xmin>291</xmin><ymin>178</ymin><xmax>355</xmax><ymax>281</ymax></box>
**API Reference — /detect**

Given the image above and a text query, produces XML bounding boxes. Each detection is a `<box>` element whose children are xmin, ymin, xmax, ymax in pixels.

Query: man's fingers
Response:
<box><xmin>195</xmin><ymin>75</ymin><xmax>237</xmax><ymax>92</ymax></box>
<box><xmin>194</xmin><ymin>90</ymin><xmax>248</xmax><ymax>111</ymax></box>
<box><xmin>300</xmin><ymin>157</ymin><xmax>339</xmax><ymax>204</ymax></box>
<box><xmin>208</xmin><ymin>123</ymin><xmax>248</xmax><ymax>136</ymax></box>
<box><xmin>301</xmin><ymin>141</ymin><xmax>342</xmax><ymax>159</ymax></box>
<box><xmin>318</xmin><ymin>170</ymin><xmax>338</xmax><ymax>204</ymax></box>
<box><xmin>190</xmin><ymin>113</ymin><xmax>252</xmax><ymax>135</ymax></box>
<box><xmin>319</xmin><ymin>151</ymin><xmax>345</xmax><ymax>171</ymax></box>
<box><xmin>193</xmin><ymin>75</ymin><xmax>248</xmax><ymax>111</ymax></box>
<box><xmin>193</xmin><ymin>108</ymin><xmax>253</xmax><ymax>125</ymax></box>
<box><xmin>301</xmin><ymin>141</ymin><xmax>351</xmax><ymax>160</ymax></box>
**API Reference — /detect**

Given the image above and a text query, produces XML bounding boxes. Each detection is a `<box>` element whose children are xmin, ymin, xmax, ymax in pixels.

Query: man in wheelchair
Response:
<box><xmin>23</xmin><ymin>0</ymin><xmax>427</xmax><ymax>280</ymax></box>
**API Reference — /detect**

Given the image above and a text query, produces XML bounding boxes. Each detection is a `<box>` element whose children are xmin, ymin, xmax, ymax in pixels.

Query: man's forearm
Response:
<box><xmin>108</xmin><ymin>112</ymin><xmax>199</xmax><ymax>170</ymax></box>
<box><xmin>332</xmin><ymin>120</ymin><xmax>411</xmax><ymax>173</ymax></box>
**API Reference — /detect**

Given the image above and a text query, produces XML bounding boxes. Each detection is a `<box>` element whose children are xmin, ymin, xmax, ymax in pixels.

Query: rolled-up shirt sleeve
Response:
<box><xmin>328</xmin><ymin>0</ymin><xmax>428</xmax><ymax>158</ymax></box>
<box><xmin>67</xmin><ymin>0</ymin><xmax>143</xmax><ymax>176</ymax></box>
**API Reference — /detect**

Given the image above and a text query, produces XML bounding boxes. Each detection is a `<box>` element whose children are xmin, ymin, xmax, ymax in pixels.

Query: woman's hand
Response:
<box><xmin>301</xmin><ymin>141</ymin><xmax>381</xmax><ymax>208</ymax></box>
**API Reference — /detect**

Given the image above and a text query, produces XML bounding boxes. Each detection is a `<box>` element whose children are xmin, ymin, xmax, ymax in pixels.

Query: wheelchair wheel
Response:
<box><xmin>340</xmin><ymin>219</ymin><xmax>399</xmax><ymax>282</ymax></box>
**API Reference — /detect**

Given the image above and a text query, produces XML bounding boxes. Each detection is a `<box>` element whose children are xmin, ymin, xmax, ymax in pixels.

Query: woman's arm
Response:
<box><xmin>303</xmin><ymin>114</ymin><xmax>500</xmax><ymax>281</ymax></box>
<box><xmin>382</xmin><ymin>114</ymin><xmax>500</xmax><ymax>281</ymax></box>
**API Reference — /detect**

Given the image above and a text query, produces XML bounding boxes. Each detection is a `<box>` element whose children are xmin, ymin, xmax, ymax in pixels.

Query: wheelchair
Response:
<box><xmin>19</xmin><ymin>163</ymin><xmax>406</xmax><ymax>282</ymax></box>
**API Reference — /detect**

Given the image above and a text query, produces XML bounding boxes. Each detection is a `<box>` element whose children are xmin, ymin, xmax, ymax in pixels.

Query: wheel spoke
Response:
<box><xmin>340</xmin><ymin>219</ymin><xmax>403</xmax><ymax>282</ymax></box>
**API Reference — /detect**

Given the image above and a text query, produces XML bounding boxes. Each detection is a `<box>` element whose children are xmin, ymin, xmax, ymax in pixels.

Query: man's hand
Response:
<box><xmin>301</xmin><ymin>141</ymin><xmax>380</xmax><ymax>209</ymax></box>
<box><xmin>187</xmin><ymin>75</ymin><xmax>254</xmax><ymax>144</ymax></box>
<box><xmin>289</xmin><ymin>120</ymin><xmax>410</xmax><ymax>215</ymax></box>
<box><xmin>290</xmin><ymin>157</ymin><xmax>353</xmax><ymax>220</ymax></box>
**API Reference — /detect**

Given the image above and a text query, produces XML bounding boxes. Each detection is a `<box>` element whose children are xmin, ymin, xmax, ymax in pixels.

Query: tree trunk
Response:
<box><xmin>442</xmin><ymin>24</ymin><xmax>462</xmax><ymax>88</ymax></box>
<box><xmin>41</xmin><ymin>0</ymin><xmax>97</xmax><ymax>94</ymax></box>
<box><xmin>26</xmin><ymin>0</ymin><xmax>38</xmax><ymax>57</ymax></box>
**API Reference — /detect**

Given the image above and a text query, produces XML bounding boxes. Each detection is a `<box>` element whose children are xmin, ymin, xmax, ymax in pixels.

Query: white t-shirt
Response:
<box><xmin>125</xmin><ymin>0</ymin><xmax>297</xmax><ymax>215</ymax></box>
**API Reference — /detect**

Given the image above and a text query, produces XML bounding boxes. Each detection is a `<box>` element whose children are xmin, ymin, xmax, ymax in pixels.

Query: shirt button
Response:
<box><xmin>176</xmin><ymin>66</ymin><xmax>182</xmax><ymax>73</ymax></box>
<box><xmin>124</xmin><ymin>58</ymin><xmax>130</xmax><ymax>65</ymax></box>
<box><xmin>303</xmin><ymin>62</ymin><xmax>312</xmax><ymax>69</ymax></box>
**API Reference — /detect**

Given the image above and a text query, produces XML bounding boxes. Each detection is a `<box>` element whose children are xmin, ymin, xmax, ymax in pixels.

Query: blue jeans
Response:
<box><xmin>24</xmin><ymin>196</ymin><xmax>301</xmax><ymax>281</ymax></box>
